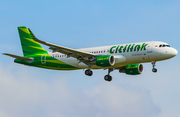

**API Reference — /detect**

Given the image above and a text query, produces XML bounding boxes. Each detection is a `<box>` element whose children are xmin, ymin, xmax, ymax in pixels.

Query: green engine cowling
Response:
<box><xmin>119</xmin><ymin>63</ymin><xmax>144</xmax><ymax>75</ymax></box>
<box><xmin>95</xmin><ymin>55</ymin><xmax>115</xmax><ymax>67</ymax></box>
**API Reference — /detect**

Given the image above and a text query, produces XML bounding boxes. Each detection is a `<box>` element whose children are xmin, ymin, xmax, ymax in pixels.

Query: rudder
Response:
<box><xmin>18</xmin><ymin>26</ymin><xmax>47</xmax><ymax>57</ymax></box>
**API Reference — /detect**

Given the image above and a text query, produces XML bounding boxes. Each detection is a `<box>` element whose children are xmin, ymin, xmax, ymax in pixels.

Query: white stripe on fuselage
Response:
<box><xmin>48</xmin><ymin>41</ymin><xmax>177</xmax><ymax>69</ymax></box>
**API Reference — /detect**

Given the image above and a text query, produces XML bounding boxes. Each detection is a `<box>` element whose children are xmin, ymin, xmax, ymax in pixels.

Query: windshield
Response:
<box><xmin>159</xmin><ymin>44</ymin><xmax>171</xmax><ymax>47</ymax></box>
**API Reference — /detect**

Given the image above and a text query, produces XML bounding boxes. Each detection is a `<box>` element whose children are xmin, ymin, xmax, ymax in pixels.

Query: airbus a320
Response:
<box><xmin>3</xmin><ymin>26</ymin><xmax>178</xmax><ymax>81</ymax></box>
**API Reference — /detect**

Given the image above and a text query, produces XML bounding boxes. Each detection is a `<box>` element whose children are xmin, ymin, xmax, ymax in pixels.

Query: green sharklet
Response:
<box><xmin>109</xmin><ymin>43</ymin><xmax>148</xmax><ymax>54</ymax></box>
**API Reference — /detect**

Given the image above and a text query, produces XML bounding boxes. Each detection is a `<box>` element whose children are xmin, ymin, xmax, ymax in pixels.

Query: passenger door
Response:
<box><xmin>147</xmin><ymin>42</ymin><xmax>153</xmax><ymax>53</ymax></box>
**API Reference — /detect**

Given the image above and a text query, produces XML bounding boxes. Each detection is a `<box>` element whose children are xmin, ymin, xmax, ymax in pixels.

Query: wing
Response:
<box><xmin>28</xmin><ymin>29</ymin><xmax>96</xmax><ymax>63</ymax></box>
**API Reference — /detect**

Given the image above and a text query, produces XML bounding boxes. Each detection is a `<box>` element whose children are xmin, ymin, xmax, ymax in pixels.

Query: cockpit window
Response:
<box><xmin>159</xmin><ymin>44</ymin><xmax>171</xmax><ymax>47</ymax></box>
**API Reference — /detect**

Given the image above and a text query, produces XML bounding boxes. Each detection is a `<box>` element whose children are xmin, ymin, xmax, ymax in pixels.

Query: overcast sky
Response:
<box><xmin>0</xmin><ymin>0</ymin><xmax>180</xmax><ymax>117</ymax></box>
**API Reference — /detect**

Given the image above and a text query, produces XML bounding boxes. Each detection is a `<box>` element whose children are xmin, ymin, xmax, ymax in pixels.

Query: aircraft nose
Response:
<box><xmin>171</xmin><ymin>48</ymin><xmax>178</xmax><ymax>57</ymax></box>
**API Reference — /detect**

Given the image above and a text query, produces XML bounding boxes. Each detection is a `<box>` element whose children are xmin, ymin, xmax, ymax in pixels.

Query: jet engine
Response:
<box><xmin>95</xmin><ymin>55</ymin><xmax>126</xmax><ymax>67</ymax></box>
<box><xmin>119</xmin><ymin>63</ymin><xmax>144</xmax><ymax>75</ymax></box>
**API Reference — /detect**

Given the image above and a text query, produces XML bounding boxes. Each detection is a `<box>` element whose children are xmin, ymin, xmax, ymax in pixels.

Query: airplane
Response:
<box><xmin>3</xmin><ymin>26</ymin><xmax>178</xmax><ymax>81</ymax></box>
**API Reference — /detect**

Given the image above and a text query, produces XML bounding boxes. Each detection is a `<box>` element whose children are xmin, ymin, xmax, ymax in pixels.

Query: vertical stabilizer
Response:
<box><xmin>18</xmin><ymin>26</ymin><xmax>47</xmax><ymax>57</ymax></box>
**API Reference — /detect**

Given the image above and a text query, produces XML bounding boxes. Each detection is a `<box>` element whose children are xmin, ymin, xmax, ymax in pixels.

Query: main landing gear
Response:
<box><xmin>85</xmin><ymin>64</ymin><xmax>93</xmax><ymax>76</ymax></box>
<box><xmin>85</xmin><ymin>69</ymin><xmax>93</xmax><ymax>76</ymax></box>
<box><xmin>84</xmin><ymin>66</ymin><xmax>113</xmax><ymax>82</ymax></box>
<box><xmin>104</xmin><ymin>68</ymin><xmax>113</xmax><ymax>82</ymax></box>
<box><xmin>151</xmin><ymin>61</ymin><xmax>157</xmax><ymax>73</ymax></box>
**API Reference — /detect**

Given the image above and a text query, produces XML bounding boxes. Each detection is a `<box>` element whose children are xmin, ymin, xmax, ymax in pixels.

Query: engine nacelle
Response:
<box><xmin>119</xmin><ymin>63</ymin><xmax>144</xmax><ymax>75</ymax></box>
<box><xmin>113</xmin><ymin>55</ymin><xmax>126</xmax><ymax>66</ymax></box>
<box><xmin>95</xmin><ymin>55</ymin><xmax>126</xmax><ymax>67</ymax></box>
<box><xmin>95</xmin><ymin>55</ymin><xmax>115</xmax><ymax>67</ymax></box>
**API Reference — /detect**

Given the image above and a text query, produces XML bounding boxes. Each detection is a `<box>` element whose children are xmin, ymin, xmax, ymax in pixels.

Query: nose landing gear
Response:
<box><xmin>151</xmin><ymin>61</ymin><xmax>157</xmax><ymax>73</ymax></box>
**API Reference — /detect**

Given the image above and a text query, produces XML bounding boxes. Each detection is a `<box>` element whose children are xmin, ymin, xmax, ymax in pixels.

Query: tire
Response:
<box><xmin>104</xmin><ymin>75</ymin><xmax>112</xmax><ymax>81</ymax></box>
<box><xmin>85</xmin><ymin>69</ymin><xmax>93</xmax><ymax>76</ymax></box>
<box><xmin>89</xmin><ymin>70</ymin><xmax>93</xmax><ymax>76</ymax></box>
<box><xmin>109</xmin><ymin>76</ymin><xmax>112</xmax><ymax>81</ymax></box>
<box><xmin>152</xmin><ymin>68</ymin><xmax>157</xmax><ymax>73</ymax></box>
<box><xmin>85</xmin><ymin>70</ymin><xmax>89</xmax><ymax>75</ymax></box>
<box><xmin>104</xmin><ymin>75</ymin><xmax>109</xmax><ymax>81</ymax></box>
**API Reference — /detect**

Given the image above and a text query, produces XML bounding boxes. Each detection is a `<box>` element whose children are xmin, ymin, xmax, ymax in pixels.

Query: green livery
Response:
<box><xmin>95</xmin><ymin>55</ymin><xmax>114</xmax><ymax>67</ymax></box>
<box><xmin>15</xmin><ymin>27</ymin><xmax>77</xmax><ymax>70</ymax></box>
<box><xmin>125</xmin><ymin>63</ymin><xmax>143</xmax><ymax>75</ymax></box>
<box><xmin>110</xmin><ymin>43</ymin><xmax>148</xmax><ymax>54</ymax></box>
<box><xmin>3</xmin><ymin>26</ymin><xmax>177</xmax><ymax>82</ymax></box>
<box><xmin>18</xmin><ymin>26</ymin><xmax>48</xmax><ymax>56</ymax></box>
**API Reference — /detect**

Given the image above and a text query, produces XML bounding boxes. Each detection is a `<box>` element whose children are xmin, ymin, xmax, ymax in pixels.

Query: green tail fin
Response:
<box><xmin>18</xmin><ymin>26</ymin><xmax>47</xmax><ymax>57</ymax></box>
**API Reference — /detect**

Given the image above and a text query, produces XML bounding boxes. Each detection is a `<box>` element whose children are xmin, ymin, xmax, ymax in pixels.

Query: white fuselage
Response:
<box><xmin>48</xmin><ymin>41</ymin><xmax>178</xmax><ymax>69</ymax></box>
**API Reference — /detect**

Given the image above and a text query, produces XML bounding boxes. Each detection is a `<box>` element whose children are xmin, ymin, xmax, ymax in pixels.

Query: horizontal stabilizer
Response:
<box><xmin>3</xmin><ymin>53</ymin><xmax>33</xmax><ymax>62</ymax></box>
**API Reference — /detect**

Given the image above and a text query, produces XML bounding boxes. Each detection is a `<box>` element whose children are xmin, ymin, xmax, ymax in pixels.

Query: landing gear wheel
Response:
<box><xmin>152</xmin><ymin>68</ymin><xmax>157</xmax><ymax>73</ymax></box>
<box><xmin>104</xmin><ymin>75</ymin><xmax>112</xmax><ymax>82</ymax></box>
<box><xmin>89</xmin><ymin>70</ymin><xmax>93</xmax><ymax>76</ymax></box>
<box><xmin>85</xmin><ymin>69</ymin><xmax>93</xmax><ymax>76</ymax></box>
<box><xmin>151</xmin><ymin>61</ymin><xmax>157</xmax><ymax>73</ymax></box>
